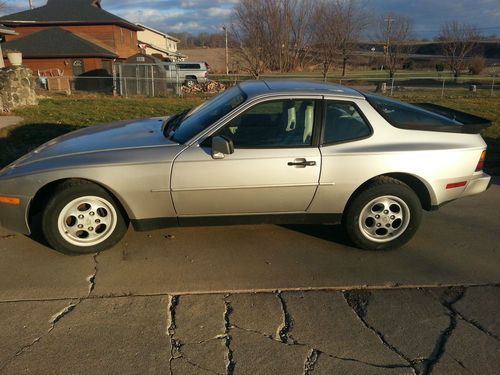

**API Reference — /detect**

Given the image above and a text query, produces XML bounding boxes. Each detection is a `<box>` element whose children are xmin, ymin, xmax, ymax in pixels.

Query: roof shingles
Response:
<box><xmin>0</xmin><ymin>0</ymin><xmax>142</xmax><ymax>31</ymax></box>
<box><xmin>1</xmin><ymin>27</ymin><xmax>117</xmax><ymax>58</ymax></box>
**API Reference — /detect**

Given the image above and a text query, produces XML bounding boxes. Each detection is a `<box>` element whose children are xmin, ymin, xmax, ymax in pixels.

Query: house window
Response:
<box><xmin>72</xmin><ymin>60</ymin><xmax>85</xmax><ymax>76</ymax></box>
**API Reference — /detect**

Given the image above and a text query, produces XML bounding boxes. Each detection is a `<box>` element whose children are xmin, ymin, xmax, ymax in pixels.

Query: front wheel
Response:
<box><xmin>344</xmin><ymin>177</ymin><xmax>422</xmax><ymax>250</ymax></box>
<box><xmin>42</xmin><ymin>180</ymin><xmax>128</xmax><ymax>254</ymax></box>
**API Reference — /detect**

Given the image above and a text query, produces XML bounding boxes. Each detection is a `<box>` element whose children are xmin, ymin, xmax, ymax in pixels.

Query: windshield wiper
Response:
<box><xmin>164</xmin><ymin>108</ymin><xmax>191</xmax><ymax>138</ymax></box>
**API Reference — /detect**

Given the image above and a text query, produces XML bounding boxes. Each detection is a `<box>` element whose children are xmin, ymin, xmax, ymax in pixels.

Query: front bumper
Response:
<box><xmin>0</xmin><ymin>195</ymin><xmax>31</xmax><ymax>235</ymax></box>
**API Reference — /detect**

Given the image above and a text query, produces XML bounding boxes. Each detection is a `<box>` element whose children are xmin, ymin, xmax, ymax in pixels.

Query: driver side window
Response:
<box><xmin>215</xmin><ymin>99</ymin><xmax>316</xmax><ymax>148</ymax></box>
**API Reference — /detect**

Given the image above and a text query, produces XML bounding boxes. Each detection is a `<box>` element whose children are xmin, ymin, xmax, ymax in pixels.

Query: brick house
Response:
<box><xmin>0</xmin><ymin>0</ymin><xmax>142</xmax><ymax>77</ymax></box>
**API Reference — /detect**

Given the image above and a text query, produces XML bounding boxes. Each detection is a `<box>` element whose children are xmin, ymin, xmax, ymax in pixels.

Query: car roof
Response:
<box><xmin>238</xmin><ymin>80</ymin><xmax>365</xmax><ymax>99</ymax></box>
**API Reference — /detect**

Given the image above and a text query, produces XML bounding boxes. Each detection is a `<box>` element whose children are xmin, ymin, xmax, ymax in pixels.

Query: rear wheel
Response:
<box><xmin>42</xmin><ymin>180</ymin><xmax>128</xmax><ymax>254</ymax></box>
<box><xmin>344</xmin><ymin>177</ymin><xmax>422</xmax><ymax>250</ymax></box>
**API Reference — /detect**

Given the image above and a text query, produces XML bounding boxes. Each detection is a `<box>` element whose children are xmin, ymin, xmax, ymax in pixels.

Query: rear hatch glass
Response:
<box><xmin>365</xmin><ymin>93</ymin><xmax>491</xmax><ymax>134</ymax></box>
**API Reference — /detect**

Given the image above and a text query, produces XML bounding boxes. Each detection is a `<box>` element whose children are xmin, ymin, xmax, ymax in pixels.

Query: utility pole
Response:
<box><xmin>383</xmin><ymin>16</ymin><xmax>395</xmax><ymax>69</ymax></box>
<box><xmin>222</xmin><ymin>25</ymin><xmax>229</xmax><ymax>76</ymax></box>
<box><xmin>29</xmin><ymin>0</ymin><xmax>34</xmax><ymax>9</ymax></box>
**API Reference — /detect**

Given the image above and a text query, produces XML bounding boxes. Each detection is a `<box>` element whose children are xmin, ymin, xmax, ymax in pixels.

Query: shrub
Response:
<box><xmin>435</xmin><ymin>63</ymin><xmax>445</xmax><ymax>72</ymax></box>
<box><xmin>469</xmin><ymin>56</ymin><xmax>485</xmax><ymax>75</ymax></box>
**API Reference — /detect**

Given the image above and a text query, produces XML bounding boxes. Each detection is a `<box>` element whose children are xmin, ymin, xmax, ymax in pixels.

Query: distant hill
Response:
<box><xmin>359</xmin><ymin>41</ymin><xmax>500</xmax><ymax>60</ymax></box>
<box><xmin>414</xmin><ymin>41</ymin><xmax>500</xmax><ymax>59</ymax></box>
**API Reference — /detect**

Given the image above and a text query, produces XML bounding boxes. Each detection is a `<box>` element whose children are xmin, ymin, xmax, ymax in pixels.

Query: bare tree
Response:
<box><xmin>439</xmin><ymin>21</ymin><xmax>480</xmax><ymax>79</ymax></box>
<box><xmin>232</xmin><ymin>0</ymin><xmax>319</xmax><ymax>75</ymax></box>
<box><xmin>232</xmin><ymin>0</ymin><xmax>270</xmax><ymax>78</ymax></box>
<box><xmin>336</xmin><ymin>0</ymin><xmax>369</xmax><ymax>77</ymax></box>
<box><xmin>377</xmin><ymin>14</ymin><xmax>413</xmax><ymax>79</ymax></box>
<box><xmin>282</xmin><ymin>0</ymin><xmax>317</xmax><ymax>72</ymax></box>
<box><xmin>312</xmin><ymin>0</ymin><xmax>342</xmax><ymax>81</ymax></box>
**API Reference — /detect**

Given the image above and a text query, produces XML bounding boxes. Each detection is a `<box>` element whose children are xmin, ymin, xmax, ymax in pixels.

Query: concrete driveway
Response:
<box><xmin>0</xmin><ymin>116</ymin><xmax>22</xmax><ymax>131</ymax></box>
<box><xmin>0</xmin><ymin>181</ymin><xmax>498</xmax><ymax>374</ymax></box>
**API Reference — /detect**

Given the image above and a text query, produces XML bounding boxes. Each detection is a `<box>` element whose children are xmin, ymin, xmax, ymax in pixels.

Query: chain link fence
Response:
<box><xmin>114</xmin><ymin>63</ymin><xmax>183</xmax><ymax>97</ymax></box>
<box><xmin>35</xmin><ymin>66</ymin><xmax>499</xmax><ymax>99</ymax></box>
<box><xmin>214</xmin><ymin>72</ymin><xmax>499</xmax><ymax>98</ymax></box>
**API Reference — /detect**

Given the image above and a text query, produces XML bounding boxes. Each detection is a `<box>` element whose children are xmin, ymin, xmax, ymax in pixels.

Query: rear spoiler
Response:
<box><xmin>414</xmin><ymin>103</ymin><xmax>491</xmax><ymax>134</ymax></box>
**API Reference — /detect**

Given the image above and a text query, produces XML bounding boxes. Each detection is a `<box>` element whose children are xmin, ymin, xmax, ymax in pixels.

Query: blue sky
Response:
<box><xmin>1</xmin><ymin>0</ymin><xmax>499</xmax><ymax>37</ymax></box>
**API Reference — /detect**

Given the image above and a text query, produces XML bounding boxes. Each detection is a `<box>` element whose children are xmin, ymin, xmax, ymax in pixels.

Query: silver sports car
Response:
<box><xmin>0</xmin><ymin>81</ymin><xmax>492</xmax><ymax>253</ymax></box>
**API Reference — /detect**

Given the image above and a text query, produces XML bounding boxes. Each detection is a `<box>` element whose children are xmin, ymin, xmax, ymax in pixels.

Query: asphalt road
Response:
<box><xmin>0</xmin><ymin>180</ymin><xmax>498</xmax><ymax>374</ymax></box>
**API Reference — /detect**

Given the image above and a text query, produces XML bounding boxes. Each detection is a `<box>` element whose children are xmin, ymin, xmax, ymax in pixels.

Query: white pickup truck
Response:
<box><xmin>161</xmin><ymin>61</ymin><xmax>209</xmax><ymax>87</ymax></box>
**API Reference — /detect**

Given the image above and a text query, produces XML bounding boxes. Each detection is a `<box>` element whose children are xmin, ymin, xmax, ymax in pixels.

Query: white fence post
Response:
<box><xmin>151</xmin><ymin>65</ymin><xmax>155</xmax><ymax>97</ymax></box>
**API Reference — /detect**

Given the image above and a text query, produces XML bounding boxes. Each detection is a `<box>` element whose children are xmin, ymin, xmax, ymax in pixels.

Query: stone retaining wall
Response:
<box><xmin>0</xmin><ymin>66</ymin><xmax>38</xmax><ymax>112</ymax></box>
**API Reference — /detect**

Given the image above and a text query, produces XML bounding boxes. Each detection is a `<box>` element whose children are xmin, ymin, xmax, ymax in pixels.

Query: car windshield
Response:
<box><xmin>170</xmin><ymin>85</ymin><xmax>247</xmax><ymax>143</ymax></box>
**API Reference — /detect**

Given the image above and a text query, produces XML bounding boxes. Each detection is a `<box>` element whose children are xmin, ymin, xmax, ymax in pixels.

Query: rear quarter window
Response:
<box><xmin>323</xmin><ymin>102</ymin><xmax>372</xmax><ymax>144</ymax></box>
<box><xmin>366</xmin><ymin>94</ymin><xmax>461</xmax><ymax>129</ymax></box>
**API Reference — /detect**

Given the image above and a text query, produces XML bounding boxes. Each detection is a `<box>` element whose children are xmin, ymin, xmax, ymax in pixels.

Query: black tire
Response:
<box><xmin>344</xmin><ymin>176</ymin><xmax>422</xmax><ymax>250</ymax></box>
<box><xmin>42</xmin><ymin>180</ymin><xmax>128</xmax><ymax>254</ymax></box>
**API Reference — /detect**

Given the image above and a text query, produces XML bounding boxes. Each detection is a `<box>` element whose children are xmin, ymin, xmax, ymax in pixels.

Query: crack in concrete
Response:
<box><xmin>173</xmin><ymin>356</ymin><xmax>225</xmax><ymax>375</ymax></box>
<box><xmin>86</xmin><ymin>252</ymin><xmax>100</xmax><ymax>297</ymax></box>
<box><xmin>454</xmin><ymin>311</ymin><xmax>500</xmax><ymax>342</ymax></box>
<box><xmin>231</xmin><ymin>325</ymin><xmax>408</xmax><ymax>370</ymax></box>
<box><xmin>167</xmin><ymin>295</ymin><xmax>181</xmax><ymax>375</ymax></box>
<box><xmin>223</xmin><ymin>295</ymin><xmax>235</xmax><ymax>375</ymax></box>
<box><xmin>303</xmin><ymin>348</ymin><xmax>320</xmax><ymax>374</ymax></box>
<box><xmin>232</xmin><ymin>324</ymin><xmax>277</xmax><ymax>342</ymax></box>
<box><xmin>0</xmin><ymin>300</ymin><xmax>80</xmax><ymax>372</ymax></box>
<box><xmin>421</xmin><ymin>287</ymin><xmax>465</xmax><ymax>375</ymax></box>
<box><xmin>0</xmin><ymin>252</ymin><xmax>103</xmax><ymax>371</ymax></box>
<box><xmin>441</xmin><ymin>288</ymin><xmax>499</xmax><ymax>342</ymax></box>
<box><xmin>320</xmin><ymin>351</ymin><xmax>413</xmax><ymax>370</ymax></box>
<box><xmin>232</xmin><ymin>325</ymin><xmax>305</xmax><ymax>347</ymax></box>
<box><xmin>343</xmin><ymin>291</ymin><xmax>418</xmax><ymax>374</ymax></box>
<box><xmin>276</xmin><ymin>291</ymin><xmax>296</xmax><ymax>344</ymax></box>
<box><xmin>447</xmin><ymin>353</ymin><xmax>474</xmax><ymax>374</ymax></box>
<box><xmin>179</xmin><ymin>334</ymin><xmax>227</xmax><ymax>346</ymax></box>
<box><xmin>49</xmin><ymin>302</ymin><xmax>78</xmax><ymax>329</ymax></box>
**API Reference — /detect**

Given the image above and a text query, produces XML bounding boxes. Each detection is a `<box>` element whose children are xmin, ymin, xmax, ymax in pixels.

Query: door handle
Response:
<box><xmin>287</xmin><ymin>158</ymin><xmax>316</xmax><ymax>168</ymax></box>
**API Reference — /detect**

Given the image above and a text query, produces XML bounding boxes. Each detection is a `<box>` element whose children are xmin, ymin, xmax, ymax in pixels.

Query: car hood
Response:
<box><xmin>9</xmin><ymin>117</ymin><xmax>178</xmax><ymax>168</ymax></box>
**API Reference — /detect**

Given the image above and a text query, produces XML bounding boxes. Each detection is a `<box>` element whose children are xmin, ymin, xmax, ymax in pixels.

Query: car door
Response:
<box><xmin>171</xmin><ymin>98</ymin><xmax>322</xmax><ymax>216</ymax></box>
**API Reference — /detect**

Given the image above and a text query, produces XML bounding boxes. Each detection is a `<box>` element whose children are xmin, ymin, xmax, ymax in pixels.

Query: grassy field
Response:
<box><xmin>1</xmin><ymin>91</ymin><xmax>499</xmax><ymax>173</ymax></box>
<box><xmin>0</xmin><ymin>95</ymin><xmax>205</xmax><ymax>168</ymax></box>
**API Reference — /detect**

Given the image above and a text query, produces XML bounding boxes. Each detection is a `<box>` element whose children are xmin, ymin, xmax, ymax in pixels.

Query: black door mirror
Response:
<box><xmin>211</xmin><ymin>136</ymin><xmax>234</xmax><ymax>159</ymax></box>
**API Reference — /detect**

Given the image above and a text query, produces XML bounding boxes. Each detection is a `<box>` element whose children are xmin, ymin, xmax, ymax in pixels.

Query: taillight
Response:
<box><xmin>475</xmin><ymin>150</ymin><xmax>486</xmax><ymax>172</ymax></box>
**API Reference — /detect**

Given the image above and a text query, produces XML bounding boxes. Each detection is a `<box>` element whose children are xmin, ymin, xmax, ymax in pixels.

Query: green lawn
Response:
<box><xmin>0</xmin><ymin>95</ymin><xmax>205</xmax><ymax>168</ymax></box>
<box><xmin>1</xmin><ymin>91</ymin><xmax>499</xmax><ymax>173</ymax></box>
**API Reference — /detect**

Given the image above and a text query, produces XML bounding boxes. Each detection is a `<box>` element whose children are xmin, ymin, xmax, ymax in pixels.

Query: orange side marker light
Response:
<box><xmin>0</xmin><ymin>197</ymin><xmax>21</xmax><ymax>205</ymax></box>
